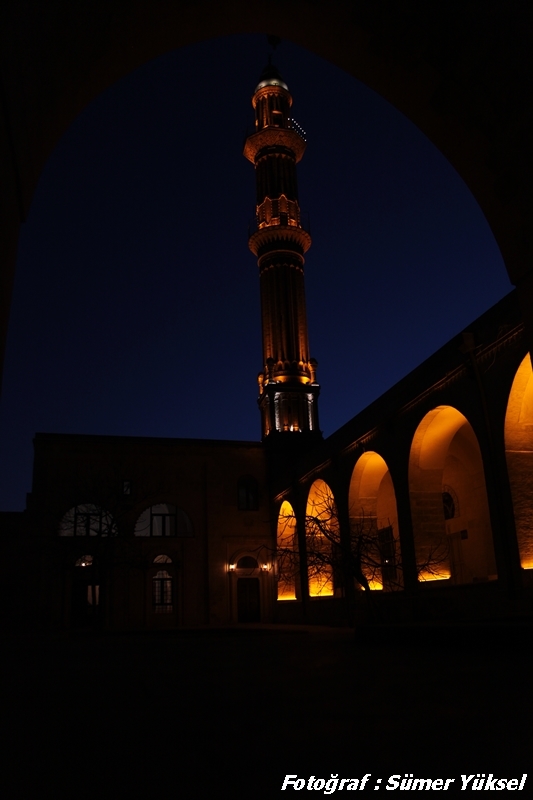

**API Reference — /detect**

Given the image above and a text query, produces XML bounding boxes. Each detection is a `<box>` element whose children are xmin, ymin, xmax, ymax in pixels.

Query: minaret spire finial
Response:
<box><xmin>266</xmin><ymin>34</ymin><xmax>282</xmax><ymax>54</ymax></box>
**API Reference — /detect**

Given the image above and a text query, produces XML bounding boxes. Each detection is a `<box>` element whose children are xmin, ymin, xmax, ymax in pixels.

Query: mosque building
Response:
<box><xmin>7</xmin><ymin>62</ymin><xmax>532</xmax><ymax>631</ymax></box>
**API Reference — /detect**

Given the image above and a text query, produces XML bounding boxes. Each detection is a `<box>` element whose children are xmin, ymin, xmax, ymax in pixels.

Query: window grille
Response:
<box><xmin>59</xmin><ymin>505</ymin><xmax>117</xmax><ymax>537</ymax></box>
<box><xmin>134</xmin><ymin>505</ymin><xmax>193</xmax><ymax>537</ymax></box>
<box><xmin>153</xmin><ymin>570</ymin><xmax>173</xmax><ymax>614</ymax></box>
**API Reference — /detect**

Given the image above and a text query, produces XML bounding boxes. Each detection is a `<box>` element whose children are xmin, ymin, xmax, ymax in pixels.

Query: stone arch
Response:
<box><xmin>409</xmin><ymin>406</ymin><xmax>496</xmax><ymax>584</ymax></box>
<box><xmin>504</xmin><ymin>354</ymin><xmax>533</xmax><ymax>569</ymax></box>
<box><xmin>348</xmin><ymin>451</ymin><xmax>400</xmax><ymax>590</ymax></box>
<box><xmin>349</xmin><ymin>451</ymin><xmax>398</xmax><ymax>531</ymax></box>
<box><xmin>305</xmin><ymin>478</ymin><xmax>336</xmax><ymax>597</ymax></box>
<box><xmin>276</xmin><ymin>500</ymin><xmax>298</xmax><ymax>600</ymax></box>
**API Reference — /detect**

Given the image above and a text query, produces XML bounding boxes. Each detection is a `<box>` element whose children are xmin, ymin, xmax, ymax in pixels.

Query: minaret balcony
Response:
<box><xmin>248</xmin><ymin>225</ymin><xmax>312</xmax><ymax>258</ymax></box>
<box><xmin>243</xmin><ymin>126</ymin><xmax>306</xmax><ymax>164</ymax></box>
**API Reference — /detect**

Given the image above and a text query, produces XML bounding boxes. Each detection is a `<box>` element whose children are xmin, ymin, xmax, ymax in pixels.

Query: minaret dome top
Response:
<box><xmin>254</xmin><ymin>63</ymin><xmax>289</xmax><ymax>93</ymax></box>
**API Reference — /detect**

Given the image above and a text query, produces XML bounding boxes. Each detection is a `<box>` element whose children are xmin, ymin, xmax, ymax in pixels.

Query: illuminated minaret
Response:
<box><xmin>244</xmin><ymin>63</ymin><xmax>321</xmax><ymax>441</ymax></box>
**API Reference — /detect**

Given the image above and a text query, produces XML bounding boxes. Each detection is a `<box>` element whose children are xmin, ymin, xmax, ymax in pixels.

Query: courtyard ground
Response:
<box><xmin>5</xmin><ymin>623</ymin><xmax>532</xmax><ymax>796</ymax></box>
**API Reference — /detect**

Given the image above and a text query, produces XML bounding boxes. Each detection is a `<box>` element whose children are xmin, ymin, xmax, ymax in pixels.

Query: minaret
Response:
<box><xmin>244</xmin><ymin>62</ymin><xmax>321</xmax><ymax>442</ymax></box>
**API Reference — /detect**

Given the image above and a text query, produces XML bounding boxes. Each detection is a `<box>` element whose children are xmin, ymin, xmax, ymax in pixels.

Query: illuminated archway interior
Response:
<box><xmin>348</xmin><ymin>451</ymin><xmax>400</xmax><ymax>590</ymax></box>
<box><xmin>505</xmin><ymin>353</ymin><xmax>533</xmax><ymax>569</ymax></box>
<box><xmin>276</xmin><ymin>500</ymin><xmax>298</xmax><ymax>600</ymax></box>
<box><xmin>305</xmin><ymin>479</ymin><xmax>336</xmax><ymax>597</ymax></box>
<box><xmin>409</xmin><ymin>406</ymin><xmax>496</xmax><ymax>584</ymax></box>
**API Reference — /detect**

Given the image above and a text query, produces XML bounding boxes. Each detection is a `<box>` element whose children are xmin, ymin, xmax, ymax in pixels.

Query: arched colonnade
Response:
<box><xmin>276</xmin><ymin>354</ymin><xmax>533</xmax><ymax>601</ymax></box>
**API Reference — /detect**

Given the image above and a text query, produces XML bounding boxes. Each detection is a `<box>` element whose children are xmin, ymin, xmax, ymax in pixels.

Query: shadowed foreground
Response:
<box><xmin>6</xmin><ymin>624</ymin><xmax>532</xmax><ymax>795</ymax></box>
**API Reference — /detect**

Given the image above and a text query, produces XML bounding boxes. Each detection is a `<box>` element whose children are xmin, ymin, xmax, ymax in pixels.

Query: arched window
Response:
<box><xmin>59</xmin><ymin>504</ymin><xmax>117</xmax><ymax>536</ymax></box>
<box><xmin>442</xmin><ymin>487</ymin><xmax>458</xmax><ymax>520</ymax></box>
<box><xmin>237</xmin><ymin>476</ymin><xmax>259</xmax><ymax>510</ymax></box>
<box><xmin>153</xmin><ymin>554</ymin><xmax>172</xmax><ymax>564</ymax></box>
<box><xmin>134</xmin><ymin>504</ymin><xmax>193</xmax><ymax>537</ymax></box>
<box><xmin>152</xmin><ymin>570</ymin><xmax>173</xmax><ymax>613</ymax></box>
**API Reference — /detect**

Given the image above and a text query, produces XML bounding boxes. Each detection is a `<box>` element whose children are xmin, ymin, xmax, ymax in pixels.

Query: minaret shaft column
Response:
<box><xmin>260</xmin><ymin>257</ymin><xmax>309</xmax><ymax>368</ymax></box>
<box><xmin>244</xmin><ymin>65</ymin><xmax>321</xmax><ymax>440</ymax></box>
<box><xmin>255</xmin><ymin>153</ymin><xmax>299</xmax><ymax>203</ymax></box>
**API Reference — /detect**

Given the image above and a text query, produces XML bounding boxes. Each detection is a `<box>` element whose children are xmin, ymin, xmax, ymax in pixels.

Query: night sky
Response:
<box><xmin>0</xmin><ymin>34</ymin><xmax>512</xmax><ymax>510</ymax></box>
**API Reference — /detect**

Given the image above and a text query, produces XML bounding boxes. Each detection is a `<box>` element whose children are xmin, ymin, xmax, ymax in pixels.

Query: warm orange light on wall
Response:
<box><xmin>350</xmin><ymin>452</ymin><xmax>390</xmax><ymax>504</ymax></box>
<box><xmin>308</xmin><ymin>575</ymin><xmax>334</xmax><ymax>597</ymax></box>
<box><xmin>348</xmin><ymin>451</ymin><xmax>400</xmax><ymax>592</ymax></box>
<box><xmin>306</xmin><ymin>479</ymin><xmax>336</xmax><ymax>520</ymax></box>
<box><xmin>277</xmin><ymin>590</ymin><xmax>297</xmax><ymax>600</ymax></box>
<box><xmin>505</xmin><ymin>354</ymin><xmax>533</xmax><ymax>435</ymax></box>
<box><xmin>418</xmin><ymin>570</ymin><xmax>451</xmax><ymax>582</ymax></box>
<box><xmin>306</xmin><ymin>480</ymin><xmax>336</xmax><ymax>598</ymax></box>
<box><xmin>409</xmin><ymin>404</ymin><xmax>497</xmax><ymax>586</ymax></box>
<box><xmin>278</xmin><ymin>501</ymin><xmax>296</xmax><ymax>543</ymax></box>
<box><xmin>417</xmin><ymin>406</ymin><xmax>470</xmax><ymax>471</ymax></box>
<box><xmin>277</xmin><ymin>500</ymin><xmax>297</xmax><ymax>601</ymax></box>
<box><xmin>505</xmin><ymin>354</ymin><xmax>533</xmax><ymax>572</ymax></box>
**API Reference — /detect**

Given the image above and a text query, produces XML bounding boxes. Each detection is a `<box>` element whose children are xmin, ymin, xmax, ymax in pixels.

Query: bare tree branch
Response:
<box><xmin>270</xmin><ymin>482</ymin><xmax>451</xmax><ymax>617</ymax></box>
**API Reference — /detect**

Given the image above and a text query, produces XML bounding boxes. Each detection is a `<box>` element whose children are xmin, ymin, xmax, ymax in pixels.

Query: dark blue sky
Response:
<box><xmin>0</xmin><ymin>34</ymin><xmax>512</xmax><ymax>510</ymax></box>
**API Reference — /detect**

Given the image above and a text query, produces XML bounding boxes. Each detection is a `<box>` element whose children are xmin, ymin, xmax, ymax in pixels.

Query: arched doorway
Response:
<box><xmin>348</xmin><ymin>451</ymin><xmax>401</xmax><ymax>590</ymax></box>
<box><xmin>236</xmin><ymin>556</ymin><xmax>261</xmax><ymax>623</ymax></box>
<box><xmin>504</xmin><ymin>354</ymin><xmax>533</xmax><ymax>570</ymax></box>
<box><xmin>229</xmin><ymin>555</ymin><xmax>263</xmax><ymax>623</ymax></box>
<box><xmin>409</xmin><ymin>406</ymin><xmax>496</xmax><ymax>584</ymax></box>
